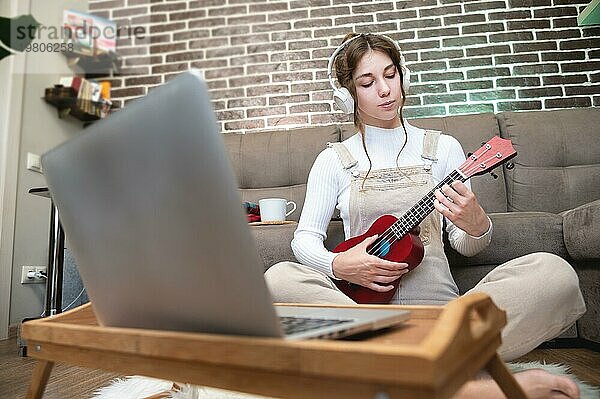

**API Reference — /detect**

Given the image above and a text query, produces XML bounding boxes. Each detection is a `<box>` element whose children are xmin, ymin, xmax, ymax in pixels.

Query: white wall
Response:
<box><xmin>3</xmin><ymin>0</ymin><xmax>88</xmax><ymax>327</ymax></box>
<box><xmin>0</xmin><ymin>0</ymin><xmax>20</xmax><ymax>340</ymax></box>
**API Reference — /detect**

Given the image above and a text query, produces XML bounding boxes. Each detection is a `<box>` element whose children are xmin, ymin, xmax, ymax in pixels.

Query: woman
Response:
<box><xmin>265</xmin><ymin>33</ymin><xmax>586</xmax><ymax>398</ymax></box>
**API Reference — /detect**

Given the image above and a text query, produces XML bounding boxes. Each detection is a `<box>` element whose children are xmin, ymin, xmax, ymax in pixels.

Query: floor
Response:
<box><xmin>0</xmin><ymin>334</ymin><xmax>117</xmax><ymax>398</ymax></box>
<box><xmin>1</xmin><ymin>330</ymin><xmax>599</xmax><ymax>399</ymax></box>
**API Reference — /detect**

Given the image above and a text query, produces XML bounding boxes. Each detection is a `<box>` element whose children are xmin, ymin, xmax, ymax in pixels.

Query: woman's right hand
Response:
<box><xmin>331</xmin><ymin>235</ymin><xmax>410</xmax><ymax>292</ymax></box>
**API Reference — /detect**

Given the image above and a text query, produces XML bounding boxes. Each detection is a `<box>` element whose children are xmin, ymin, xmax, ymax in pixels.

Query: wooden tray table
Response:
<box><xmin>21</xmin><ymin>292</ymin><xmax>527</xmax><ymax>399</ymax></box>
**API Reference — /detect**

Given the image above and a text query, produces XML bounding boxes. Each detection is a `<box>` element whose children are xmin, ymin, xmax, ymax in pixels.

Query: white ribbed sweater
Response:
<box><xmin>291</xmin><ymin>121</ymin><xmax>492</xmax><ymax>278</ymax></box>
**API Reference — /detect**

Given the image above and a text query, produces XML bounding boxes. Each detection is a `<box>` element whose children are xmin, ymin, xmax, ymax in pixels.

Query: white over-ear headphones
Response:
<box><xmin>327</xmin><ymin>33</ymin><xmax>411</xmax><ymax>115</ymax></box>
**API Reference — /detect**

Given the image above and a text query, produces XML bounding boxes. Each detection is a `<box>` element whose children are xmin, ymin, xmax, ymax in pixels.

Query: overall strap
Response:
<box><xmin>327</xmin><ymin>142</ymin><xmax>358</xmax><ymax>170</ymax></box>
<box><xmin>421</xmin><ymin>129</ymin><xmax>441</xmax><ymax>162</ymax></box>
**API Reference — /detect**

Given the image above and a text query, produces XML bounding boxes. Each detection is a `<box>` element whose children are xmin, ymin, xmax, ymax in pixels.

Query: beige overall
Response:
<box><xmin>334</xmin><ymin>131</ymin><xmax>459</xmax><ymax>305</ymax></box>
<box><xmin>265</xmin><ymin>132</ymin><xmax>586</xmax><ymax>360</ymax></box>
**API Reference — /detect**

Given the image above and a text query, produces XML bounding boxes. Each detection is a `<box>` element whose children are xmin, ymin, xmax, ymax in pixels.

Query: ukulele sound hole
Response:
<box><xmin>373</xmin><ymin>239</ymin><xmax>392</xmax><ymax>257</ymax></box>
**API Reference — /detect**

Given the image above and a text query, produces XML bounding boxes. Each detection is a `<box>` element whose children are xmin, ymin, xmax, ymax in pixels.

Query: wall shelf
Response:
<box><xmin>43</xmin><ymin>95</ymin><xmax>100</xmax><ymax>122</ymax></box>
<box><xmin>42</xmin><ymin>50</ymin><xmax>119</xmax><ymax>125</ymax></box>
<box><xmin>43</xmin><ymin>86</ymin><xmax>115</xmax><ymax>123</ymax></box>
<box><xmin>63</xmin><ymin>51</ymin><xmax>120</xmax><ymax>79</ymax></box>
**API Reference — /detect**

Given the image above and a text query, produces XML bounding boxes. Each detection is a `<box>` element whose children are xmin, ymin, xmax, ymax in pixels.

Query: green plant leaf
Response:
<box><xmin>0</xmin><ymin>46</ymin><xmax>11</xmax><ymax>61</ymax></box>
<box><xmin>0</xmin><ymin>14</ymin><xmax>40</xmax><ymax>54</ymax></box>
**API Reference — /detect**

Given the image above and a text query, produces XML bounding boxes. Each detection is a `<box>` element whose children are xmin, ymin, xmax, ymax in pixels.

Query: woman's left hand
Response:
<box><xmin>433</xmin><ymin>181</ymin><xmax>490</xmax><ymax>237</ymax></box>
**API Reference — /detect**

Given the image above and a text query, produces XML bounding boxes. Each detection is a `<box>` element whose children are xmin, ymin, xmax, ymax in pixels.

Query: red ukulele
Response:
<box><xmin>333</xmin><ymin>136</ymin><xmax>517</xmax><ymax>304</ymax></box>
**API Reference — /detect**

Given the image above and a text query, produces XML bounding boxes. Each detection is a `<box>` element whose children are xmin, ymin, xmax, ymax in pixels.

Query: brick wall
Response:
<box><xmin>89</xmin><ymin>0</ymin><xmax>600</xmax><ymax>133</ymax></box>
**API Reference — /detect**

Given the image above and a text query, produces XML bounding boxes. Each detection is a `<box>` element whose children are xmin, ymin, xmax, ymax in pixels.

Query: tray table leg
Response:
<box><xmin>485</xmin><ymin>353</ymin><xmax>529</xmax><ymax>399</ymax></box>
<box><xmin>26</xmin><ymin>360</ymin><xmax>54</xmax><ymax>399</ymax></box>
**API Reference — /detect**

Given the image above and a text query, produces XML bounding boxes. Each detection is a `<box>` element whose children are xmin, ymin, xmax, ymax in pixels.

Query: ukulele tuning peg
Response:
<box><xmin>489</xmin><ymin>171</ymin><xmax>498</xmax><ymax>179</ymax></box>
<box><xmin>505</xmin><ymin>162</ymin><xmax>515</xmax><ymax>170</ymax></box>
<box><xmin>467</xmin><ymin>152</ymin><xmax>473</xmax><ymax>157</ymax></box>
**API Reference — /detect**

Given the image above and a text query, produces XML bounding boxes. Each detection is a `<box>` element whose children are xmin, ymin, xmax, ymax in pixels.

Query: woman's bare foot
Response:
<box><xmin>454</xmin><ymin>368</ymin><xmax>580</xmax><ymax>399</ymax></box>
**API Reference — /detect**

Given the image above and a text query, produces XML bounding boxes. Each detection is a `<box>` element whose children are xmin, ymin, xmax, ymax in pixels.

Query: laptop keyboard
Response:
<box><xmin>279</xmin><ymin>316</ymin><xmax>353</xmax><ymax>335</ymax></box>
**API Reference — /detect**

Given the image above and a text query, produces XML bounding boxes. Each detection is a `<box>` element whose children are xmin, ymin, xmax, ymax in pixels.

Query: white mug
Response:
<box><xmin>259</xmin><ymin>198</ymin><xmax>297</xmax><ymax>222</ymax></box>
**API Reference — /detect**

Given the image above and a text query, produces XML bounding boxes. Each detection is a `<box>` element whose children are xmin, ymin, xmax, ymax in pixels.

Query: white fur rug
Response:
<box><xmin>506</xmin><ymin>362</ymin><xmax>599</xmax><ymax>399</ymax></box>
<box><xmin>90</xmin><ymin>376</ymin><xmax>273</xmax><ymax>399</ymax></box>
<box><xmin>92</xmin><ymin>362</ymin><xmax>599</xmax><ymax>399</ymax></box>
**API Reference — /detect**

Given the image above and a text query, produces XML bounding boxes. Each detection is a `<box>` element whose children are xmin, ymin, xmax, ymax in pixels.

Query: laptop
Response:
<box><xmin>41</xmin><ymin>70</ymin><xmax>410</xmax><ymax>340</ymax></box>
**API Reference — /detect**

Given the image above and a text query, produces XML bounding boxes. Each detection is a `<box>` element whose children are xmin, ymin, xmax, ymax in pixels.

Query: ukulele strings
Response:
<box><xmin>365</xmin><ymin>146</ymin><xmax>504</xmax><ymax>258</ymax></box>
<box><xmin>367</xmin><ymin>172</ymin><xmax>462</xmax><ymax>257</ymax></box>
<box><xmin>366</xmin><ymin>150</ymin><xmax>476</xmax><ymax>257</ymax></box>
<box><xmin>367</xmin><ymin>172</ymin><xmax>461</xmax><ymax>256</ymax></box>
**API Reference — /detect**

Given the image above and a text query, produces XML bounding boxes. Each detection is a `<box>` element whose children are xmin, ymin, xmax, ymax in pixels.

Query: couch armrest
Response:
<box><xmin>562</xmin><ymin>199</ymin><xmax>600</xmax><ymax>260</ymax></box>
<box><xmin>446</xmin><ymin>211</ymin><xmax>567</xmax><ymax>267</ymax></box>
<box><xmin>250</xmin><ymin>223</ymin><xmax>298</xmax><ymax>272</ymax></box>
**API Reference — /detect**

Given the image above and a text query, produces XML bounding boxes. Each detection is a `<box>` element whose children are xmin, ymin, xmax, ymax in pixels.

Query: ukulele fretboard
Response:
<box><xmin>368</xmin><ymin>170</ymin><xmax>466</xmax><ymax>255</ymax></box>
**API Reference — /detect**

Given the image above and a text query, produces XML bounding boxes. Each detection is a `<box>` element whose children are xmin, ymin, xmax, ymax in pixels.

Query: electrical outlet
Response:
<box><xmin>26</xmin><ymin>153</ymin><xmax>43</xmax><ymax>173</ymax></box>
<box><xmin>20</xmin><ymin>266</ymin><xmax>47</xmax><ymax>284</ymax></box>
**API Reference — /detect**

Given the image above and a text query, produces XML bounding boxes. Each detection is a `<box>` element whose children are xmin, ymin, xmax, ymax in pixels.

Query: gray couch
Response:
<box><xmin>223</xmin><ymin>108</ymin><xmax>600</xmax><ymax>345</ymax></box>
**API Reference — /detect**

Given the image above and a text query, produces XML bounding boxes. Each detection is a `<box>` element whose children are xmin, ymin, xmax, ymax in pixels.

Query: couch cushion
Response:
<box><xmin>224</xmin><ymin>125</ymin><xmax>340</xmax><ymax>221</ymax></box>
<box><xmin>339</xmin><ymin>123</ymin><xmax>358</xmax><ymax>141</ymax></box>
<box><xmin>445</xmin><ymin>211</ymin><xmax>567</xmax><ymax>267</ymax></box>
<box><xmin>323</xmin><ymin>220</ymin><xmax>345</xmax><ymax>251</ymax></box>
<box><xmin>409</xmin><ymin>113</ymin><xmax>507</xmax><ymax>214</ymax></box>
<box><xmin>223</xmin><ymin>125</ymin><xmax>340</xmax><ymax>189</ymax></box>
<box><xmin>562</xmin><ymin>199</ymin><xmax>600</xmax><ymax>260</ymax></box>
<box><xmin>451</xmin><ymin>264</ymin><xmax>497</xmax><ymax>295</ymax></box>
<box><xmin>574</xmin><ymin>262</ymin><xmax>600</xmax><ymax>343</ymax></box>
<box><xmin>250</xmin><ymin>223</ymin><xmax>298</xmax><ymax>271</ymax></box>
<box><xmin>497</xmin><ymin>109</ymin><xmax>600</xmax><ymax>213</ymax></box>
